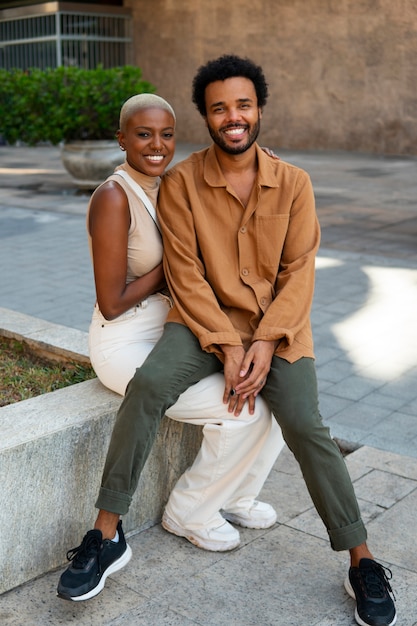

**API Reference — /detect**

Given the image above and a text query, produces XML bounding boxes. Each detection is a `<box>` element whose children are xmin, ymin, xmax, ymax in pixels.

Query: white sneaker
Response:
<box><xmin>161</xmin><ymin>512</ymin><xmax>240</xmax><ymax>552</ymax></box>
<box><xmin>221</xmin><ymin>501</ymin><xmax>277</xmax><ymax>529</ymax></box>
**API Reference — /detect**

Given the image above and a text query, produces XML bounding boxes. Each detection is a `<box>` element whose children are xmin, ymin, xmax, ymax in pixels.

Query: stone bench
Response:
<box><xmin>0</xmin><ymin>308</ymin><xmax>202</xmax><ymax>595</ymax></box>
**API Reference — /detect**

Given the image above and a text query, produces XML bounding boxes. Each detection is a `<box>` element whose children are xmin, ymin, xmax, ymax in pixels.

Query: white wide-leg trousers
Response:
<box><xmin>89</xmin><ymin>295</ymin><xmax>284</xmax><ymax>528</ymax></box>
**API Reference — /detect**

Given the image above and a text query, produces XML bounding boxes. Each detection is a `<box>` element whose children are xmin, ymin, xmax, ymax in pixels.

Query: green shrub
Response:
<box><xmin>0</xmin><ymin>65</ymin><xmax>156</xmax><ymax>145</ymax></box>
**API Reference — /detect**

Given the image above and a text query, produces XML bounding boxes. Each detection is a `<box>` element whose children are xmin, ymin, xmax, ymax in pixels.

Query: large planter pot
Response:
<box><xmin>60</xmin><ymin>140</ymin><xmax>124</xmax><ymax>189</ymax></box>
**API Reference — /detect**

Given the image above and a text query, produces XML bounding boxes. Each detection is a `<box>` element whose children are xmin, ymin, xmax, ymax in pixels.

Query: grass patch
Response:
<box><xmin>0</xmin><ymin>335</ymin><xmax>96</xmax><ymax>407</ymax></box>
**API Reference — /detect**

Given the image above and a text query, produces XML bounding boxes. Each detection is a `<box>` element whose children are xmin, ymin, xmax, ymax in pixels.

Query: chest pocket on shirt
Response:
<box><xmin>255</xmin><ymin>214</ymin><xmax>289</xmax><ymax>269</ymax></box>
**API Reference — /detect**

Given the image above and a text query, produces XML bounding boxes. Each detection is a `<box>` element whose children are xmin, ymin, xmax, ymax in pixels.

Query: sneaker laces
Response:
<box><xmin>362</xmin><ymin>561</ymin><xmax>396</xmax><ymax>601</ymax></box>
<box><xmin>66</xmin><ymin>531</ymin><xmax>103</xmax><ymax>571</ymax></box>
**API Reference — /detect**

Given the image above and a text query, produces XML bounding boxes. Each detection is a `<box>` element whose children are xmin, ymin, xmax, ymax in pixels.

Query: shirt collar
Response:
<box><xmin>203</xmin><ymin>143</ymin><xmax>280</xmax><ymax>189</ymax></box>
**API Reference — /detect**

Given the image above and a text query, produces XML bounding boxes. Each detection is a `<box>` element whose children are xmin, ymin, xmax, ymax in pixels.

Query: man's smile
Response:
<box><xmin>222</xmin><ymin>125</ymin><xmax>248</xmax><ymax>139</ymax></box>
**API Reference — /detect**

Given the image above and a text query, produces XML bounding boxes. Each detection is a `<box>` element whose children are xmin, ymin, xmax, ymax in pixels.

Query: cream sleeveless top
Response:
<box><xmin>87</xmin><ymin>162</ymin><xmax>163</xmax><ymax>284</ymax></box>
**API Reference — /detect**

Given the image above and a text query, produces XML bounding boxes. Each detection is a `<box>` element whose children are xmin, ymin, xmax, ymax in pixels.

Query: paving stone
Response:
<box><xmin>352</xmin><ymin>468</ymin><xmax>416</xmax><ymax>508</ymax></box>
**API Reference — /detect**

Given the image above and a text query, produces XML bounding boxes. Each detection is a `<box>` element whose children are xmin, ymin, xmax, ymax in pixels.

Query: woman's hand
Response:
<box><xmin>261</xmin><ymin>147</ymin><xmax>280</xmax><ymax>160</ymax></box>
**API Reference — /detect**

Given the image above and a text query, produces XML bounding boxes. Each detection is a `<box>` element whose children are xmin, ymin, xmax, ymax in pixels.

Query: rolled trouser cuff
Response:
<box><xmin>95</xmin><ymin>487</ymin><xmax>131</xmax><ymax>516</ymax></box>
<box><xmin>328</xmin><ymin>518</ymin><xmax>367</xmax><ymax>551</ymax></box>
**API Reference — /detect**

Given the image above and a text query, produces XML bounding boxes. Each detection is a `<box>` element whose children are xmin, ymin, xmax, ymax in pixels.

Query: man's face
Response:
<box><xmin>204</xmin><ymin>76</ymin><xmax>262</xmax><ymax>155</ymax></box>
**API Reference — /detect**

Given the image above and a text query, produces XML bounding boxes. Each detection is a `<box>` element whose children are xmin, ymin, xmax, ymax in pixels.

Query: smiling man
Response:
<box><xmin>205</xmin><ymin>79</ymin><xmax>261</xmax><ymax>154</ymax></box>
<box><xmin>154</xmin><ymin>55</ymin><xmax>396</xmax><ymax>626</ymax></box>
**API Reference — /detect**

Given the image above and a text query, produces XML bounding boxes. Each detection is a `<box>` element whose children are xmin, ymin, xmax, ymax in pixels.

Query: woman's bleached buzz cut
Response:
<box><xmin>119</xmin><ymin>93</ymin><xmax>176</xmax><ymax>130</ymax></box>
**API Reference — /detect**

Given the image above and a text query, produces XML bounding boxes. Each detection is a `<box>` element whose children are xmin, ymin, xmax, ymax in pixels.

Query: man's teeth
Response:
<box><xmin>225</xmin><ymin>128</ymin><xmax>245</xmax><ymax>136</ymax></box>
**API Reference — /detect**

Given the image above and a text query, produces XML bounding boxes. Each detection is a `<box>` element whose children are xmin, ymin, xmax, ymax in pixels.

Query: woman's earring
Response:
<box><xmin>119</xmin><ymin>145</ymin><xmax>125</xmax><ymax>151</ymax></box>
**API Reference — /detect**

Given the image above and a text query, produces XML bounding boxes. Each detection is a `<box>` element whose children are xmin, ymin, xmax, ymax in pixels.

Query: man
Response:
<box><xmin>155</xmin><ymin>55</ymin><xmax>396</xmax><ymax>626</ymax></box>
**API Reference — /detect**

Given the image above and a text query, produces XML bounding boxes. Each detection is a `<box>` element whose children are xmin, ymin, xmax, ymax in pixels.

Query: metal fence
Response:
<box><xmin>0</xmin><ymin>3</ymin><xmax>133</xmax><ymax>70</ymax></box>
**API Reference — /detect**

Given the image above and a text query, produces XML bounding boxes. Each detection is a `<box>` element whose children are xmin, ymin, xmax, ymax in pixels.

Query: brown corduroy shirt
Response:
<box><xmin>157</xmin><ymin>144</ymin><xmax>321</xmax><ymax>363</ymax></box>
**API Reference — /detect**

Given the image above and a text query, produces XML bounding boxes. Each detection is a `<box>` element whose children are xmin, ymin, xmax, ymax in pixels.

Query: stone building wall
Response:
<box><xmin>125</xmin><ymin>0</ymin><xmax>417</xmax><ymax>155</ymax></box>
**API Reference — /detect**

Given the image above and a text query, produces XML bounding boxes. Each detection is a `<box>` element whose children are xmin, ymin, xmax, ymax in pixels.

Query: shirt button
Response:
<box><xmin>260</xmin><ymin>297</ymin><xmax>267</xmax><ymax>306</ymax></box>
<box><xmin>240</xmin><ymin>226</ymin><xmax>247</xmax><ymax>233</ymax></box>
<box><xmin>242</xmin><ymin>268</ymin><xmax>249</xmax><ymax>276</ymax></box>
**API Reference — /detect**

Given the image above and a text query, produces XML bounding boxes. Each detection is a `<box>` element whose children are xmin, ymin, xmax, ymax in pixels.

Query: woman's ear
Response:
<box><xmin>116</xmin><ymin>129</ymin><xmax>125</xmax><ymax>151</ymax></box>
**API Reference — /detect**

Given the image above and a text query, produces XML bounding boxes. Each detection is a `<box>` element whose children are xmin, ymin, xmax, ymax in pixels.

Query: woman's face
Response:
<box><xmin>118</xmin><ymin>107</ymin><xmax>175</xmax><ymax>177</ymax></box>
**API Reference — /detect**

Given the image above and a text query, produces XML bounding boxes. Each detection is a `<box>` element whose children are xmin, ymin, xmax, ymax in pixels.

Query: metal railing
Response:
<box><xmin>0</xmin><ymin>2</ymin><xmax>133</xmax><ymax>70</ymax></box>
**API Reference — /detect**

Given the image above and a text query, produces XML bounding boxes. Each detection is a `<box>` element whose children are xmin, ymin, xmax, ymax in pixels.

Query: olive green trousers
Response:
<box><xmin>96</xmin><ymin>322</ymin><xmax>367</xmax><ymax>551</ymax></box>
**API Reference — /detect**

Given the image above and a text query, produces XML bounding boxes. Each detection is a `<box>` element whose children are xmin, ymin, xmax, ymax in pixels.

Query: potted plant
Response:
<box><xmin>0</xmin><ymin>65</ymin><xmax>156</xmax><ymax>188</ymax></box>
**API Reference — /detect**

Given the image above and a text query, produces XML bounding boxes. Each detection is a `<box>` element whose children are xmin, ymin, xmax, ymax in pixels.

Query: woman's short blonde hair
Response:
<box><xmin>119</xmin><ymin>93</ymin><xmax>176</xmax><ymax>131</ymax></box>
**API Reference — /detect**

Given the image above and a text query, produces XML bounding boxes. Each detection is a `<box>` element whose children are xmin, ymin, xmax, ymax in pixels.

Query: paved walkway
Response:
<box><xmin>1</xmin><ymin>145</ymin><xmax>417</xmax><ymax>624</ymax></box>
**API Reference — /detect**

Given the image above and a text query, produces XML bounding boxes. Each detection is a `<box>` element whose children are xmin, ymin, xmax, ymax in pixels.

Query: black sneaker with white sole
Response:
<box><xmin>344</xmin><ymin>558</ymin><xmax>396</xmax><ymax>626</ymax></box>
<box><xmin>57</xmin><ymin>520</ymin><xmax>132</xmax><ymax>601</ymax></box>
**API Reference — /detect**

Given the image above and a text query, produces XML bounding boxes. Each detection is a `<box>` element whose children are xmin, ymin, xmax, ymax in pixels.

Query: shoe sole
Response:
<box><xmin>221</xmin><ymin>510</ymin><xmax>277</xmax><ymax>529</ymax></box>
<box><xmin>58</xmin><ymin>543</ymin><xmax>132</xmax><ymax>602</ymax></box>
<box><xmin>161</xmin><ymin>515</ymin><xmax>240</xmax><ymax>552</ymax></box>
<box><xmin>344</xmin><ymin>577</ymin><xmax>397</xmax><ymax>626</ymax></box>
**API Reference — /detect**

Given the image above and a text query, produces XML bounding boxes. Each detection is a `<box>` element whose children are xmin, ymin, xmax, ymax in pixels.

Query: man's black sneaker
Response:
<box><xmin>344</xmin><ymin>558</ymin><xmax>397</xmax><ymax>626</ymax></box>
<box><xmin>57</xmin><ymin>520</ymin><xmax>132</xmax><ymax>601</ymax></box>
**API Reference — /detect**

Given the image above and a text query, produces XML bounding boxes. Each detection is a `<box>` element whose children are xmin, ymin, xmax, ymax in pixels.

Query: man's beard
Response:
<box><xmin>207</xmin><ymin>115</ymin><xmax>261</xmax><ymax>155</ymax></box>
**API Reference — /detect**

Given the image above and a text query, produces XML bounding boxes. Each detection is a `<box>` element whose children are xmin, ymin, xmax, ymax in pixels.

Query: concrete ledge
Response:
<box><xmin>0</xmin><ymin>308</ymin><xmax>202</xmax><ymax>595</ymax></box>
<box><xmin>0</xmin><ymin>307</ymin><xmax>90</xmax><ymax>364</ymax></box>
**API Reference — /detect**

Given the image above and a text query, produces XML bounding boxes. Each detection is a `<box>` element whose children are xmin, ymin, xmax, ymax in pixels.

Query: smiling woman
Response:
<box><xmin>87</xmin><ymin>97</ymin><xmax>176</xmax><ymax>321</ymax></box>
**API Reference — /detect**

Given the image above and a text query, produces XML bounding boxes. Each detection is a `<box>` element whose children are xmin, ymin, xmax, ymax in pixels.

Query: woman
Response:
<box><xmin>58</xmin><ymin>93</ymin><xmax>284</xmax><ymax>603</ymax></box>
